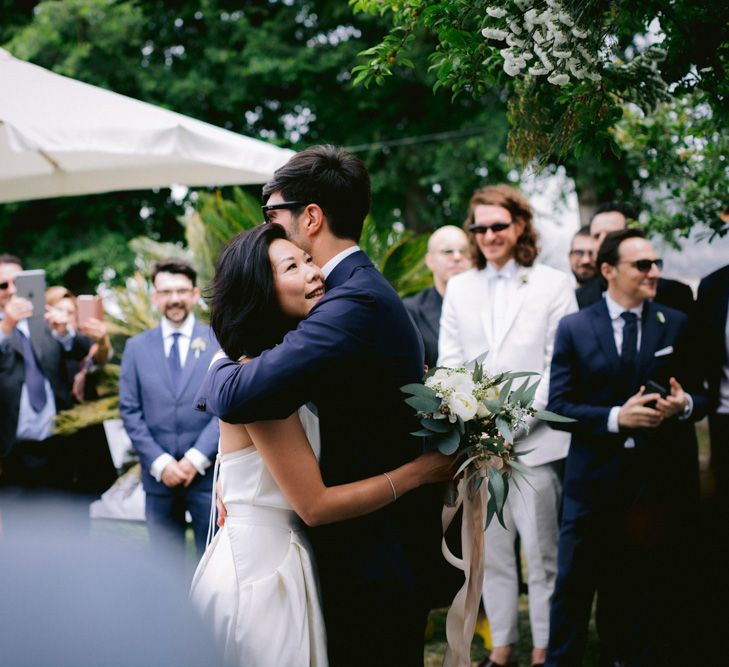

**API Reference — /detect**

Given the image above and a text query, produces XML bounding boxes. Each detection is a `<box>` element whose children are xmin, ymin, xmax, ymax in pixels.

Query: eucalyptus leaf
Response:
<box><xmin>405</xmin><ymin>396</ymin><xmax>441</xmax><ymax>413</ymax></box>
<box><xmin>519</xmin><ymin>379</ymin><xmax>540</xmax><ymax>406</ymax></box>
<box><xmin>400</xmin><ymin>383</ymin><xmax>438</xmax><ymax>400</ymax></box>
<box><xmin>495</xmin><ymin>416</ymin><xmax>514</xmax><ymax>443</ymax></box>
<box><xmin>455</xmin><ymin>455</ymin><xmax>479</xmax><ymax>477</ymax></box>
<box><xmin>534</xmin><ymin>409</ymin><xmax>576</xmax><ymax>423</ymax></box>
<box><xmin>499</xmin><ymin>378</ymin><xmax>513</xmax><ymax>404</ymax></box>
<box><xmin>421</xmin><ymin>417</ymin><xmax>451</xmax><ymax>433</ymax></box>
<box><xmin>436</xmin><ymin>429</ymin><xmax>461</xmax><ymax>455</ymax></box>
<box><xmin>411</xmin><ymin>429</ymin><xmax>434</xmax><ymax>437</ymax></box>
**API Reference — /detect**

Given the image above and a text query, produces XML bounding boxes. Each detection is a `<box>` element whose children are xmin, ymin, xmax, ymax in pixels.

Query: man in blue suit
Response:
<box><xmin>120</xmin><ymin>259</ymin><xmax>219</xmax><ymax>556</ymax></box>
<box><xmin>545</xmin><ymin>229</ymin><xmax>706</xmax><ymax>667</ymax></box>
<box><xmin>194</xmin><ymin>146</ymin><xmax>447</xmax><ymax>666</ymax></box>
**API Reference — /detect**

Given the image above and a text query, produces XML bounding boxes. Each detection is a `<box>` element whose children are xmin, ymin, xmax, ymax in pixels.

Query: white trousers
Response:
<box><xmin>481</xmin><ymin>461</ymin><xmax>562</xmax><ymax>648</ymax></box>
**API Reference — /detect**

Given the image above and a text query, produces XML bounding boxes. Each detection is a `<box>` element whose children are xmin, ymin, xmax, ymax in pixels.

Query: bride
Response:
<box><xmin>190</xmin><ymin>223</ymin><xmax>453</xmax><ymax>667</ymax></box>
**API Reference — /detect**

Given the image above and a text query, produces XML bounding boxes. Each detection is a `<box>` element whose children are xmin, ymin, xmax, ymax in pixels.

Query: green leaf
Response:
<box><xmin>495</xmin><ymin>416</ymin><xmax>513</xmax><ymax>443</ymax></box>
<box><xmin>411</xmin><ymin>429</ymin><xmax>434</xmax><ymax>437</ymax></box>
<box><xmin>404</xmin><ymin>396</ymin><xmax>442</xmax><ymax>413</ymax></box>
<box><xmin>400</xmin><ymin>383</ymin><xmax>438</xmax><ymax>400</ymax></box>
<box><xmin>436</xmin><ymin>429</ymin><xmax>461</xmax><ymax>455</ymax></box>
<box><xmin>455</xmin><ymin>455</ymin><xmax>479</xmax><ymax>477</ymax></box>
<box><xmin>534</xmin><ymin>409</ymin><xmax>576</xmax><ymax>423</ymax></box>
<box><xmin>420</xmin><ymin>417</ymin><xmax>451</xmax><ymax>433</ymax></box>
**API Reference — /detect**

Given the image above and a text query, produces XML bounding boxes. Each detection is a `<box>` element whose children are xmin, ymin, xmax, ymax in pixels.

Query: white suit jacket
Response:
<box><xmin>438</xmin><ymin>263</ymin><xmax>577</xmax><ymax>466</ymax></box>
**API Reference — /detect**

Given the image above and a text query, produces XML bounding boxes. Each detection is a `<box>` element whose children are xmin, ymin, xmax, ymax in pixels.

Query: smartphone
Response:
<box><xmin>645</xmin><ymin>380</ymin><xmax>668</xmax><ymax>409</ymax></box>
<box><xmin>14</xmin><ymin>269</ymin><xmax>46</xmax><ymax>320</ymax></box>
<box><xmin>77</xmin><ymin>295</ymin><xmax>104</xmax><ymax>327</ymax></box>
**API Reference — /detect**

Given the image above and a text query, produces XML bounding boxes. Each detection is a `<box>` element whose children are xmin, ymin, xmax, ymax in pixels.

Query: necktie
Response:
<box><xmin>168</xmin><ymin>332</ymin><xmax>182</xmax><ymax>390</ymax></box>
<box><xmin>15</xmin><ymin>328</ymin><xmax>48</xmax><ymax>413</ymax></box>
<box><xmin>621</xmin><ymin>311</ymin><xmax>638</xmax><ymax>370</ymax></box>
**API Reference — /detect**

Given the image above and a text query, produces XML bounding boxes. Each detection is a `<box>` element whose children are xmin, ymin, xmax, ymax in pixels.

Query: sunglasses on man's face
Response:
<box><xmin>468</xmin><ymin>221</ymin><xmax>514</xmax><ymax>235</ymax></box>
<box><xmin>0</xmin><ymin>281</ymin><xmax>11</xmax><ymax>290</ymax></box>
<box><xmin>261</xmin><ymin>201</ymin><xmax>308</xmax><ymax>223</ymax></box>
<box><xmin>622</xmin><ymin>258</ymin><xmax>663</xmax><ymax>273</ymax></box>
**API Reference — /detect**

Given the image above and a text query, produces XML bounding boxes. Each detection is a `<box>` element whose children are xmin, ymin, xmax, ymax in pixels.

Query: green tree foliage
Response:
<box><xmin>2</xmin><ymin>0</ymin><xmax>512</xmax><ymax>290</ymax></box>
<box><xmin>351</xmin><ymin>0</ymin><xmax>729</xmax><ymax>237</ymax></box>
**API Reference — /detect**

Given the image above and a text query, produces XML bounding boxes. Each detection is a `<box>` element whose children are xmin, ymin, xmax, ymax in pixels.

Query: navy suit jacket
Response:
<box><xmin>0</xmin><ymin>319</ymin><xmax>75</xmax><ymax>456</ymax></box>
<box><xmin>547</xmin><ymin>298</ymin><xmax>707</xmax><ymax>507</ymax></box>
<box><xmin>119</xmin><ymin>320</ymin><xmax>219</xmax><ymax>494</ymax></box>
<box><xmin>403</xmin><ymin>286</ymin><xmax>442</xmax><ymax>370</ymax></box>
<box><xmin>194</xmin><ymin>250</ymin><xmax>445</xmax><ymax>606</ymax></box>
<box><xmin>696</xmin><ymin>264</ymin><xmax>729</xmax><ymax>413</ymax></box>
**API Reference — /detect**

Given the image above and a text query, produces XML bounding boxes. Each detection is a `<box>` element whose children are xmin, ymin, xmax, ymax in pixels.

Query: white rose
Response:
<box><xmin>425</xmin><ymin>368</ymin><xmax>451</xmax><ymax>389</ymax></box>
<box><xmin>484</xmin><ymin>386</ymin><xmax>500</xmax><ymax>402</ymax></box>
<box><xmin>476</xmin><ymin>402</ymin><xmax>491</xmax><ymax>418</ymax></box>
<box><xmin>443</xmin><ymin>372</ymin><xmax>477</xmax><ymax>396</ymax></box>
<box><xmin>448</xmin><ymin>392</ymin><xmax>479</xmax><ymax>422</ymax></box>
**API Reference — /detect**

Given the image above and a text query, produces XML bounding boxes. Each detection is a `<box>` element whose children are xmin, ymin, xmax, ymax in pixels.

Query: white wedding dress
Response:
<box><xmin>190</xmin><ymin>406</ymin><xmax>328</xmax><ymax>667</ymax></box>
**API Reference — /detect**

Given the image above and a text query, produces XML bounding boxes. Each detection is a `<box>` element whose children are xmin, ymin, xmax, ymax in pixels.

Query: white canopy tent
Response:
<box><xmin>0</xmin><ymin>48</ymin><xmax>293</xmax><ymax>203</ymax></box>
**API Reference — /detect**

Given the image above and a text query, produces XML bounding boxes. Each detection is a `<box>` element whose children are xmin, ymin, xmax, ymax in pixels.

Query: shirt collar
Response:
<box><xmin>161</xmin><ymin>313</ymin><xmax>195</xmax><ymax>339</ymax></box>
<box><xmin>604</xmin><ymin>293</ymin><xmax>643</xmax><ymax>321</ymax></box>
<box><xmin>484</xmin><ymin>258</ymin><xmax>518</xmax><ymax>280</ymax></box>
<box><xmin>321</xmin><ymin>245</ymin><xmax>360</xmax><ymax>279</ymax></box>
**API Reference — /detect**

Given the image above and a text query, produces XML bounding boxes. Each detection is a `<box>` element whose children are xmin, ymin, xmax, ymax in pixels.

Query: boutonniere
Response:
<box><xmin>191</xmin><ymin>337</ymin><xmax>207</xmax><ymax>358</ymax></box>
<box><xmin>518</xmin><ymin>273</ymin><xmax>529</xmax><ymax>285</ymax></box>
<box><xmin>656</xmin><ymin>311</ymin><xmax>665</xmax><ymax>324</ymax></box>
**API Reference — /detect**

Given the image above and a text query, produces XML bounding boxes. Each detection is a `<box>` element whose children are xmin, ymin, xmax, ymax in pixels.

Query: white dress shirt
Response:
<box><xmin>484</xmin><ymin>259</ymin><xmax>518</xmax><ymax>344</ymax></box>
<box><xmin>149</xmin><ymin>314</ymin><xmax>211</xmax><ymax>481</ymax></box>
<box><xmin>604</xmin><ymin>294</ymin><xmax>691</xmax><ymax>445</ymax></box>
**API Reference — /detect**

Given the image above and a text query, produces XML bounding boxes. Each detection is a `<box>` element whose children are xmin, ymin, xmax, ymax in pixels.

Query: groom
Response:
<box><xmin>194</xmin><ymin>145</ymin><xmax>446</xmax><ymax>666</ymax></box>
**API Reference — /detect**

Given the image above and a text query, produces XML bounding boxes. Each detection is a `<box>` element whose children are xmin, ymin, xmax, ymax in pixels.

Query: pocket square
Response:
<box><xmin>654</xmin><ymin>346</ymin><xmax>673</xmax><ymax>357</ymax></box>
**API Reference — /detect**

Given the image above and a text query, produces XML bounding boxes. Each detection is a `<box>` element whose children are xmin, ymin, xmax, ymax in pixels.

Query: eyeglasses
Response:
<box><xmin>261</xmin><ymin>201</ymin><xmax>308</xmax><ymax>223</ymax></box>
<box><xmin>0</xmin><ymin>281</ymin><xmax>10</xmax><ymax>290</ymax></box>
<box><xmin>569</xmin><ymin>249</ymin><xmax>596</xmax><ymax>258</ymax></box>
<box><xmin>468</xmin><ymin>222</ymin><xmax>514</xmax><ymax>234</ymax></box>
<box><xmin>438</xmin><ymin>247</ymin><xmax>469</xmax><ymax>257</ymax></box>
<box><xmin>620</xmin><ymin>258</ymin><xmax>663</xmax><ymax>273</ymax></box>
<box><xmin>156</xmin><ymin>288</ymin><xmax>194</xmax><ymax>297</ymax></box>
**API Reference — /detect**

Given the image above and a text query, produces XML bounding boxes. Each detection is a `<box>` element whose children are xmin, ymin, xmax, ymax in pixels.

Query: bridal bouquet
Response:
<box><xmin>402</xmin><ymin>357</ymin><xmax>570</xmax><ymax>528</ymax></box>
<box><xmin>402</xmin><ymin>357</ymin><xmax>571</xmax><ymax>667</ymax></box>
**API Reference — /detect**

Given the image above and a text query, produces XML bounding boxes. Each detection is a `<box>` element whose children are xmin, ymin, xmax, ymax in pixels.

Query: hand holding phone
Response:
<box><xmin>644</xmin><ymin>380</ymin><xmax>668</xmax><ymax>409</ymax></box>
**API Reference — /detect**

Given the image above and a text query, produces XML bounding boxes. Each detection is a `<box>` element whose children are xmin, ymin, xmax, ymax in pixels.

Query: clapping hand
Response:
<box><xmin>655</xmin><ymin>377</ymin><xmax>688</xmax><ymax>419</ymax></box>
<box><xmin>618</xmin><ymin>387</ymin><xmax>664</xmax><ymax>429</ymax></box>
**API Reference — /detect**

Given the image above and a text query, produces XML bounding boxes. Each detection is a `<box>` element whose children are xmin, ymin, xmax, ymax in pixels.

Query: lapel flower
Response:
<box><xmin>518</xmin><ymin>273</ymin><xmax>529</xmax><ymax>285</ymax></box>
<box><xmin>656</xmin><ymin>311</ymin><xmax>665</xmax><ymax>324</ymax></box>
<box><xmin>191</xmin><ymin>336</ymin><xmax>207</xmax><ymax>358</ymax></box>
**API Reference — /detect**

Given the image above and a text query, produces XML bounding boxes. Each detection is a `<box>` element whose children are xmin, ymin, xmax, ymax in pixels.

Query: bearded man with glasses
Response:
<box><xmin>439</xmin><ymin>184</ymin><xmax>577</xmax><ymax>667</ymax></box>
<box><xmin>545</xmin><ymin>228</ymin><xmax>707</xmax><ymax>666</ymax></box>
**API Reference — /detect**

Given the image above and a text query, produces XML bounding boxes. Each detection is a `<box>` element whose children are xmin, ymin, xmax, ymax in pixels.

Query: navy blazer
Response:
<box><xmin>194</xmin><ymin>250</ymin><xmax>445</xmax><ymax>604</ymax></box>
<box><xmin>696</xmin><ymin>264</ymin><xmax>729</xmax><ymax>412</ymax></box>
<box><xmin>403</xmin><ymin>286</ymin><xmax>442</xmax><ymax>370</ymax></box>
<box><xmin>0</xmin><ymin>319</ymin><xmax>75</xmax><ymax>456</ymax></box>
<box><xmin>547</xmin><ymin>298</ymin><xmax>707</xmax><ymax>506</ymax></box>
<box><xmin>119</xmin><ymin>320</ymin><xmax>220</xmax><ymax>494</ymax></box>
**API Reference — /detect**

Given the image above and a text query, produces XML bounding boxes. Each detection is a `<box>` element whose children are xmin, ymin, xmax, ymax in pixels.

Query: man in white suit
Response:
<box><xmin>439</xmin><ymin>184</ymin><xmax>577</xmax><ymax>667</ymax></box>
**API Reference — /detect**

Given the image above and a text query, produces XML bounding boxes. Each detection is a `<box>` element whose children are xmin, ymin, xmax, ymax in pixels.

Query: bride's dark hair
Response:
<box><xmin>208</xmin><ymin>223</ymin><xmax>296</xmax><ymax>360</ymax></box>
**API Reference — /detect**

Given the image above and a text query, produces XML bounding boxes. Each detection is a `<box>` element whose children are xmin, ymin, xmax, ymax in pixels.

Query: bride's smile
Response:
<box><xmin>270</xmin><ymin>238</ymin><xmax>325</xmax><ymax>319</ymax></box>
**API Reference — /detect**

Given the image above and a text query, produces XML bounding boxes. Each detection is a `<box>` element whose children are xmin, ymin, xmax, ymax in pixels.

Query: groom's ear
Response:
<box><xmin>301</xmin><ymin>203</ymin><xmax>326</xmax><ymax>237</ymax></box>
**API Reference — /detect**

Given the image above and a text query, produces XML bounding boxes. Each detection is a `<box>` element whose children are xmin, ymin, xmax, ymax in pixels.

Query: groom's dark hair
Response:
<box><xmin>208</xmin><ymin>223</ymin><xmax>296</xmax><ymax>359</ymax></box>
<box><xmin>261</xmin><ymin>145</ymin><xmax>371</xmax><ymax>242</ymax></box>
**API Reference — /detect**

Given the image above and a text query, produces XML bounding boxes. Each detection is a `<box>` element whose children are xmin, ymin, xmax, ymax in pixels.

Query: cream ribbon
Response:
<box><xmin>442</xmin><ymin>474</ymin><xmax>487</xmax><ymax>667</ymax></box>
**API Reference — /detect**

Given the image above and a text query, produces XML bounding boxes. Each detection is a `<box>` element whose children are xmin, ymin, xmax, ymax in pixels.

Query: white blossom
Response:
<box><xmin>553</xmin><ymin>49</ymin><xmax>572</xmax><ymax>59</ymax></box>
<box><xmin>532</xmin><ymin>29</ymin><xmax>545</xmax><ymax>44</ymax></box>
<box><xmin>548</xmin><ymin>72</ymin><xmax>570</xmax><ymax>85</ymax></box>
<box><xmin>482</xmin><ymin>27</ymin><xmax>509</xmax><ymax>41</ymax></box>
<box><xmin>558</xmin><ymin>12</ymin><xmax>574</xmax><ymax>27</ymax></box>
<box><xmin>514</xmin><ymin>0</ymin><xmax>531</xmax><ymax>10</ymax></box>
<box><xmin>572</xmin><ymin>27</ymin><xmax>589</xmax><ymax>39</ymax></box>
<box><xmin>522</xmin><ymin>51</ymin><xmax>534</xmax><ymax>60</ymax></box>
<box><xmin>486</xmin><ymin>6</ymin><xmax>508</xmax><ymax>18</ymax></box>
<box><xmin>503</xmin><ymin>60</ymin><xmax>522</xmax><ymax>76</ymax></box>
<box><xmin>546</xmin><ymin>0</ymin><xmax>561</xmax><ymax>9</ymax></box>
<box><xmin>528</xmin><ymin>66</ymin><xmax>549</xmax><ymax>76</ymax></box>
<box><xmin>506</xmin><ymin>33</ymin><xmax>526</xmax><ymax>48</ymax></box>
<box><xmin>448</xmin><ymin>392</ymin><xmax>479</xmax><ymax>421</ymax></box>
<box><xmin>524</xmin><ymin>8</ymin><xmax>539</xmax><ymax>27</ymax></box>
<box><xmin>585</xmin><ymin>70</ymin><xmax>602</xmax><ymax>82</ymax></box>
<box><xmin>509</xmin><ymin>19</ymin><xmax>523</xmax><ymax>35</ymax></box>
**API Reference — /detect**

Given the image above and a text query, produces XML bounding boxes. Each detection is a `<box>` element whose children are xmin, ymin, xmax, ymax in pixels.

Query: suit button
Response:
<box><xmin>196</xmin><ymin>399</ymin><xmax>206</xmax><ymax>411</ymax></box>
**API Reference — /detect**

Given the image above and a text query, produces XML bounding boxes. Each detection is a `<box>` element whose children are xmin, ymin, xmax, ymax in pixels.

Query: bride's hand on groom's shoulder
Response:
<box><xmin>414</xmin><ymin>450</ymin><xmax>457</xmax><ymax>485</ymax></box>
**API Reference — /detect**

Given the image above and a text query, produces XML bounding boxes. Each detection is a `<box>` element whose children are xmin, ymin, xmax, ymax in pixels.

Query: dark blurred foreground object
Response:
<box><xmin>0</xmin><ymin>494</ymin><xmax>221</xmax><ymax>667</ymax></box>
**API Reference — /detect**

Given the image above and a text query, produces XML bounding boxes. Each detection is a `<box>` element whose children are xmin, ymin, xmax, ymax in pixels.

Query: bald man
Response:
<box><xmin>403</xmin><ymin>225</ymin><xmax>472</xmax><ymax>369</ymax></box>
<box><xmin>576</xmin><ymin>202</ymin><xmax>694</xmax><ymax>315</ymax></box>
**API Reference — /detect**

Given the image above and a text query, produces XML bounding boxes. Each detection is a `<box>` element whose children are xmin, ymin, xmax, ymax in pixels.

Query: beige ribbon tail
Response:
<box><xmin>442</xmin><ymin>476</ymin><xmax>486</xmax><ymax>667</ymax></box>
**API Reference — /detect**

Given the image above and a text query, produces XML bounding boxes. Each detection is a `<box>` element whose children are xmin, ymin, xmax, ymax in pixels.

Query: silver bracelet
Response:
<box><xmin>383</xmin><ymin>472</ymin><xmax>397</xmax><ymax>501</ymax></box>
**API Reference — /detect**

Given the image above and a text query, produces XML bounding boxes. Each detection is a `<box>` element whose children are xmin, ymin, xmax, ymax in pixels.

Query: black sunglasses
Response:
<box><xmin>621</xmin><ymin>258</ymin><xmax>663</xmax><ymax>273</ymax></box>
<box><xmin>468</xmin><ymin>222</ymin><xmax>514</xmax><ymax>234</ymax></box>
<box><xmin>0</xmin><ymin>281</ymin><xmax>10</xmax><ymax>290</ymax></box>
<box><xmin>261</xmin><ymin>200</ymin><xmax>308</xmax><ymax>222</ymax></box>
